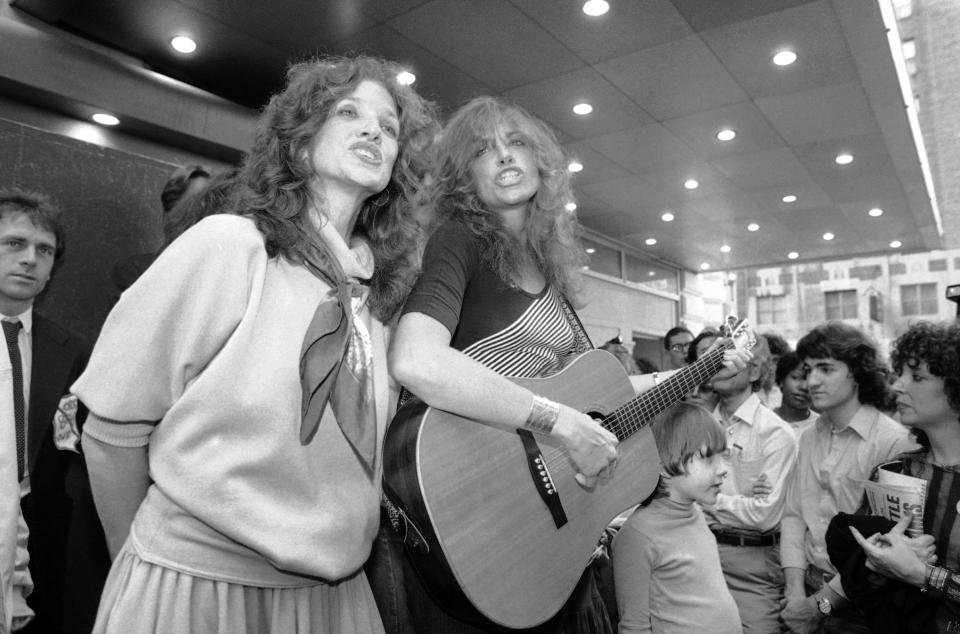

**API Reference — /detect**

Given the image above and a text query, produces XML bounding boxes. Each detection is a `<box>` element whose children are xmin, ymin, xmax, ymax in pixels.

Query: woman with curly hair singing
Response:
<box><xmin>72</xmin><ymin>54</ymin><xmax>438</xmax><ymax>633</ymax></box>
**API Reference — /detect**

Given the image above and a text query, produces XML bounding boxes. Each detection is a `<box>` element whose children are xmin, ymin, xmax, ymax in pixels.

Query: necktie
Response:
<box><xmin>2</xmin><ymin>320</ymin><xmax>24</xmax><ymax>481</ymax></box>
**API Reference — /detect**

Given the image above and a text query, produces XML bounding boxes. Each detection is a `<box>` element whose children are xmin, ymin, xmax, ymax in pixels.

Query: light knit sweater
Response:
<box><xmin>73</xmin><ymin>215</ymin><xmax>390</xmax><ymax>585</ymax></box>
<box><xmin>612</xmin><ymin>496</ymin><xmax>742</xmax><ymax>633</ymax></box>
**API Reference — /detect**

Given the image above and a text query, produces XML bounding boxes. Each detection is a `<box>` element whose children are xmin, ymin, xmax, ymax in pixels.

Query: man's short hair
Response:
<box><xmin>160</xmin><ymin>164</ymin><xmax>211</xmax><ymax>213</ymax></box>
<box><xmin>0</xmin><ymin>187</ymin><xmax>65</xmax><ymax>259</ymax></box>
<box><xmin>663</xmin><ymin>326</ymin><xmax>693</xmax><ymax>350</ymax></box>
<box><xmin>796</xmin><ymin>322</ymin><xmax>890</xmax><ymax>409</ymax></box>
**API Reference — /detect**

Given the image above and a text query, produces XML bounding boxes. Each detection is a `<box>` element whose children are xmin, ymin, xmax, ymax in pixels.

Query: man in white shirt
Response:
<box><xmin>780</xmin><ymin>322</ymin><xmax>916</xmax><ymax>633</ymax></box>
<box><xmin>704</xmin><ymin>335</ymin><xmax>798</xmax><ymax>632</ymax></box>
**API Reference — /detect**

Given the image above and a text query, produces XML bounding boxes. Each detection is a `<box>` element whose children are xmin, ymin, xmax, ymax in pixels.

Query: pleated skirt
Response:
<box><xmin>93</xmin><ymin>541</ymin><xmax>385</xmax><ymax>634</ymax></box>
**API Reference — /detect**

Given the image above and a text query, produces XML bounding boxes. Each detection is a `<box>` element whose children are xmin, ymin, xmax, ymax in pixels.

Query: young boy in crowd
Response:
<box><xmin>612</xmin><ymin>402</ymin><xmax>742</xmax><ymax>633</ymax></box>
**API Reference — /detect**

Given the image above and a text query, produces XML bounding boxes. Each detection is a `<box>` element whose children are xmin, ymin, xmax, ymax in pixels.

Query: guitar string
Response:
<box><xmin>602</xmin><ymin>343</ymin><xmax>731</xmax><ymax>440</ymax></box>
<box><xmin>539</xmin><ymin>344</ymin><xmax>730</xmax><ymax>472</ymax></box>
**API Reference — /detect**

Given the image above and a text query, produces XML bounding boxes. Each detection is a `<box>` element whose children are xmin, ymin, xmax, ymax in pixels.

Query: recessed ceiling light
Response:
<box><xmin>868</xmin><ymin>207</ymin><xmax>883</xmax><ymax>217</ymax></box>
<box><xmin>92</xmin><ymin>113</ymin><xmax>119</xmax><ymax>126</ymax></box>
<box><xmin>716</xmin><ymin>128</ymin><xmax>736</xmax><ymax>142</ymax></box>
<box><xmin>782</xmin><ymin>194</ymin><xmax>797</xmax><ymax>203</ymax></box>
<box><xmin>568</xmin><ymin>161</ymin><xmax>583</xmax><ymax>173</ymax></box>
<box><xmin>585</xmin><ymin>247</ymin><xmax>596</xmax><ymax>254</ymax></box>
<box><xmin>747</xmin><ymin>223</ymin><xmax>759</xmax><ymax>232</ymax></box>
<box><xmin>661</xmin><ymin>212</ymin><xmax>674</xmax><ymax>222</ymax></box>
<box><xmin>582</xmin><ymin>0</ymin><xmax>610</xmax><ymax>16</ymax></box>
<box><xmin>684</xmin><ymin>179</ymin><xmax>699</xmax><ymax>190</ymax></box>
<box><xmin>835</xmin><ymin>153</ymin><xmax>854</xmax><ymax>165</ymax></box>
<box><xmin>572</xmin><ymin>103</ymin><xmax>593</xmax><ymax>115</ymax></box>
<box><xmin>720</xmin><ymin>245</ymin><xmax>731</xmax><ymax>253</ymax></box>
<box><xmin>890</xmin><ymin>240</ymin><xmax>902</xmax><ymax>248</ymax></box>
<box><xmin>565</xmin><ymin>202</ymin><xmax>577</xmax><ymax>212</ymax></box>
<box><xmin>170</xmin><ymin>35</ymin><xmax>197</xmax><ymax>54</ymax></box>
<box><xmin>823</xmin><ymin>232</ymin><xmax>835</xmax><ymax>241</ymax></box>
<box><xmin>788</xmin><ymin>251</ymin><xmax>799</xmax><ymax>260</ymax></box>
<box><xmin>648</xmin><ymin>271</ymin><xmax>655</xmax><ymax>277</ymax></box>
<box><xmin>699</xmin><ymin>262</ymin><xmax>711</xmax><ymax>271</ymax></box>
<box><xmin>772</xmin><ymin>49</ymin><xmax>797</xmax><ymax>66</ymax></box>
<box><xmin>645</xmin><ymin>238</ymin><xmax>657</xmax><ymax>246</ymax></box>
<box><xmin>396</xmin><ymin>71</ymin><xmax>416</xmax><ymax>86</ymax></box>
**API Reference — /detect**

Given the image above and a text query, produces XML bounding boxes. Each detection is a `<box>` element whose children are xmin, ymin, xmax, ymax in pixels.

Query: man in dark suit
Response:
<box><xmin>0</xmin><ymin>188</ymin><xmax>108</xmax><ymax>633</ymax></box>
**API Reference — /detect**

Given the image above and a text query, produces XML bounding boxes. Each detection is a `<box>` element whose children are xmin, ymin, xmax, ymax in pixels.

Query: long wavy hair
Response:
<box><xmin>796</xmin><ymin>321</ymin><xmax>891</xmax><ymax>410</ymax></box>
<box><xmin>234</xmin><ymin>55</ymin><xmax>439</xmax><ymax>320</ymax></box>
<box><xmin>429</xmin><ymin>96</ymin><xmax>585</xmax><ymax>302</ymax></box>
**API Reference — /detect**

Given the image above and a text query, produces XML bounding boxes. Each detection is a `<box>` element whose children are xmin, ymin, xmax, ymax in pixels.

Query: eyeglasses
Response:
<box><xmin>669</xmin><ymin>342</ymin><xmax>690</xmax><ymax>352</ymax></box>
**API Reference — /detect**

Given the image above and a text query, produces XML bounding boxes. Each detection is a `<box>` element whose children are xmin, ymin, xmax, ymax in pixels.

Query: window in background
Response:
<box><xmin>901</xmin><ymin>283</ymin><xmax>938</xmax><ymax>316</ymax></box>
<box><xmin>624</xmin><ymin>253</ymin><xmax>678</xmax><ymax>293</ymax></box>
<box><xmin>757</xmin><ymin>295</ymin><xmax>786</xmax><ymax>325</ymax></box>
<box><xmin>581</xmin><ymin>237</ymin><xmax>621</xmax><ymax>278</ymax></box>
<box><xmin>825</xmin><ymin>289</ymin><xmax>858</xmax><ymax>320</ymax></box>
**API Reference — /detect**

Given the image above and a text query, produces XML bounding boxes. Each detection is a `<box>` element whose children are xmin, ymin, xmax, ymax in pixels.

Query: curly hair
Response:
<box><xmin>428</xmin><ymin>96</ymin><xmax>585</xmax><ymax>303</ymax></box>
<box><xmin>796</xmin><ymin>321</ymin><xmax>890</xmax><ymax>409</ymax></box>
<box><xmin>0</xmin><ymin>187</ymin><xmax>66</xmax><ymax>259</ymax></box>
<box><xmin>891</xmin><ymin>321</ymin><xmax>960</xmax><ymax>416</ymax></box>
<box><xmin>234</xmin><ymin>55</ymin><xmax>439</xmax><ymax>320</ymax></box>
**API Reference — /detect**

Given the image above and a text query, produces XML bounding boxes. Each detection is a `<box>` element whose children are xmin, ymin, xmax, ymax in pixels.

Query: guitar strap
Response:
<box><xmin>558</xmin><ymin>295</ymin><xmax>594</xmax><ymax>355</ymax></box>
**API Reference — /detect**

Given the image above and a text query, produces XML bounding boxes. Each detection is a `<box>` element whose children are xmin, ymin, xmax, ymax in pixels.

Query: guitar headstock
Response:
<box><xmin>727</xmin><ymin>318</ymin><xmax>757</xmax><ymax>352</ymax></box>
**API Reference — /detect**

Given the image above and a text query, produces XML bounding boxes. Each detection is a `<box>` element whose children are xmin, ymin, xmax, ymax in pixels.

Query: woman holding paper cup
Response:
<box><xmin>836</xmin><ymin>321</ymin><xmax>960</xmax><ymax>633</ymax></box>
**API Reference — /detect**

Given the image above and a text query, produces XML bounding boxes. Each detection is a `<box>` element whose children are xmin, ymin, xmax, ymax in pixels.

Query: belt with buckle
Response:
<box><xmin>711</xmin><ymin>527</ymin><xmax>780</xmax><ymax>547</ymax></box>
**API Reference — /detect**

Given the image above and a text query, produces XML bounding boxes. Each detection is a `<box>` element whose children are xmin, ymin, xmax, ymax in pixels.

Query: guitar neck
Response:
<box><xmin>602</xmin><ymin>340</ymin><xmax>732</xmax><ymax>441</ymax></box>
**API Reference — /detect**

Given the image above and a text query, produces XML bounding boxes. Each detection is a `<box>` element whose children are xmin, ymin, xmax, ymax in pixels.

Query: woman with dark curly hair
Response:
<box><xmin>386</xmin><ymin>96</ymin><xmax>748</xmax><ymax>633</ymax></box>
<box><xmin>842</xmin><ymin>320</ymin><xmax>960</xmax><ymax>633</ymax></box>
<box><xmin>780</xmin><ymin>322</ymin><xmax>917</xmax><ymax>633</ymax></box>
<box><xmin>71</xmin><ymin>55</ymin><xmax>438</xmax><ymax>633</ymax></box>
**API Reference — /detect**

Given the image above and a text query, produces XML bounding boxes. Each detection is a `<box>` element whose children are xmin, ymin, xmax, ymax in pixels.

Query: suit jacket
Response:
<box><xmin>21</xmin><ymin>313</ymin><xmax>108</xmax><ymax>634</ymax></box>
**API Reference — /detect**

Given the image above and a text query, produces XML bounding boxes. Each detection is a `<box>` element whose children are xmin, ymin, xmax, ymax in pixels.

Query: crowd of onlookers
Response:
<box><xmin>602</xmin><ymin>318</ymin><xmax>958</xmax><ymax>633</ymax></box>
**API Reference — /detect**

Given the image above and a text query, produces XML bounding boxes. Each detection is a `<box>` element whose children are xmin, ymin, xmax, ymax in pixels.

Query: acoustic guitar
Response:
<box><xmin>383</xmin><ymin>321</ymin><xmax>755</xmax><ymax>629</ymax></box>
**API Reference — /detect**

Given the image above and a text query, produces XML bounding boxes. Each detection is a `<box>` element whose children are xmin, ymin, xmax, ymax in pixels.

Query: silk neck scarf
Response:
<box><xmin>299</xmin><ymin>221</ymin><xmax>378</xmax><ymax>475</ymax></box>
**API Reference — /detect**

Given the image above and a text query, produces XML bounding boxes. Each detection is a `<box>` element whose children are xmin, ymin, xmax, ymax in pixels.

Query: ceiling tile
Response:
<box><xmin>669</xmin><ymin>0</ymin><xmax>815</xmax><ymax>35</ymax></box>
<box><xmin>756</xmin><ymin>82</ymin><xmax>878</xmax><ymax>145</ymax></box>
<box><xmin>503</xmin><ymin>67</ymin><xmax>653</xmax><ymax>140</ymax></box>
<box><xmin>701</xmin><ymin>1</ymin><xmax>859</xmax><ymax>99</ymax></box>
<box><xmin>563</xmin><ymin>141</ymin><xmax>634</xmax><ymax>187</ymax></box>
<box><xmin>585</xmin><ymin>123</ymin><xmax>697</xmax><ymax>174</ymax></box>
<box><xmin>663</xmin><ymin>101</ymin><xmax>783</xmax><ymax>161</ymax></box>
<box><xmin>330</xmin><ymin>25</ymin><xmax>495</xmax><ymax>110</ymax></box>
<box><xmin>713</xmin><ymin>147</ymin><xmax>812</xmax><ymax>191</ymax></box>
<box><xmin>388</xmin><ymin>0</ymin><xmax>583</xmax><ymax>90</ymax></box>
<box><xmin>514</xmin><ymin>0</ymin><xmax>693</xmax><ymax>64</ymax></box>
<box><xmin>595</xmin><ymin>36</ymin><xmax>748</xmax><ymax>120</ymax></box>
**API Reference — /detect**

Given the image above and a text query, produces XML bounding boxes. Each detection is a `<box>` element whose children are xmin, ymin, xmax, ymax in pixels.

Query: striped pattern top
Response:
<box><xmin>403</xmin><ymin>221</ymin><xmax>591</xmax><ymax>382</ymax></box>
<box><xmin>462</xmin><ymin>284</ymin><xmax>579</xmax><ymax>379</ymax></box>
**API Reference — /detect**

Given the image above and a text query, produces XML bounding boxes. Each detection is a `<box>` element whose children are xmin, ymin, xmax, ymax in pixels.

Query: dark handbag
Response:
<box><xmin>826</xmin><ymin>512</ymin><xmax>939</xmax><ymax>634</ymax></box>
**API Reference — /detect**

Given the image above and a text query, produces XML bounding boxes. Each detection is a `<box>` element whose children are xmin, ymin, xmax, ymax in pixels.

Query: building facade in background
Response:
<box><xmin>702</xmin><ymin>0</ymin><xmax>960</xmax><ymax>352</ymax></box>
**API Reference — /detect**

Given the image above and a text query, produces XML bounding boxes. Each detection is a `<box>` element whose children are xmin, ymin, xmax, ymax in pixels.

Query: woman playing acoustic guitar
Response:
<box><xmin>379</xmin><ymin>96</ymin><xmax>750</xmax><ymax>633</ymax></box>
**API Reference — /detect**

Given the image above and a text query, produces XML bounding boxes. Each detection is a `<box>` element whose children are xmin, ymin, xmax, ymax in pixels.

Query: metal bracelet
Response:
<box><xmin>525</xmin><ymin>395</ymin><xmax>560</xmax><ymax>434</ymax></box>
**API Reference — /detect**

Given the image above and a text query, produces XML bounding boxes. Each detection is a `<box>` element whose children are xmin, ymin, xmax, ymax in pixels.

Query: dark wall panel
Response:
<box><xmin>0</xmin><ymin>118</ymin><xmax>173</xmax><ymax>342</ymax></box>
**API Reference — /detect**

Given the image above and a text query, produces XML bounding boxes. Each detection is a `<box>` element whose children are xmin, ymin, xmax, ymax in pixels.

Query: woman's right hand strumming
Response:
<box><xmin>552</xmin><ymin>405</ymin><xmax>619</xmax><ymax>488</ymax></box>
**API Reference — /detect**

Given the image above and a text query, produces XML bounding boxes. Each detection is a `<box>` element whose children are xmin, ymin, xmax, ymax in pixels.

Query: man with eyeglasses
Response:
<box><xmin>663</xmin><ymin>326</ymin><xmax>693</xmax><ymax>370</ymax></box>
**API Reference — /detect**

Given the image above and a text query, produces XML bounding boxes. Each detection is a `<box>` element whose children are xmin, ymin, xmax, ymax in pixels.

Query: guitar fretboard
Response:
<box><xmin>601</xmin><ymin>340</ymin><xmax>733</xmax><ymax>441</ymax></box>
